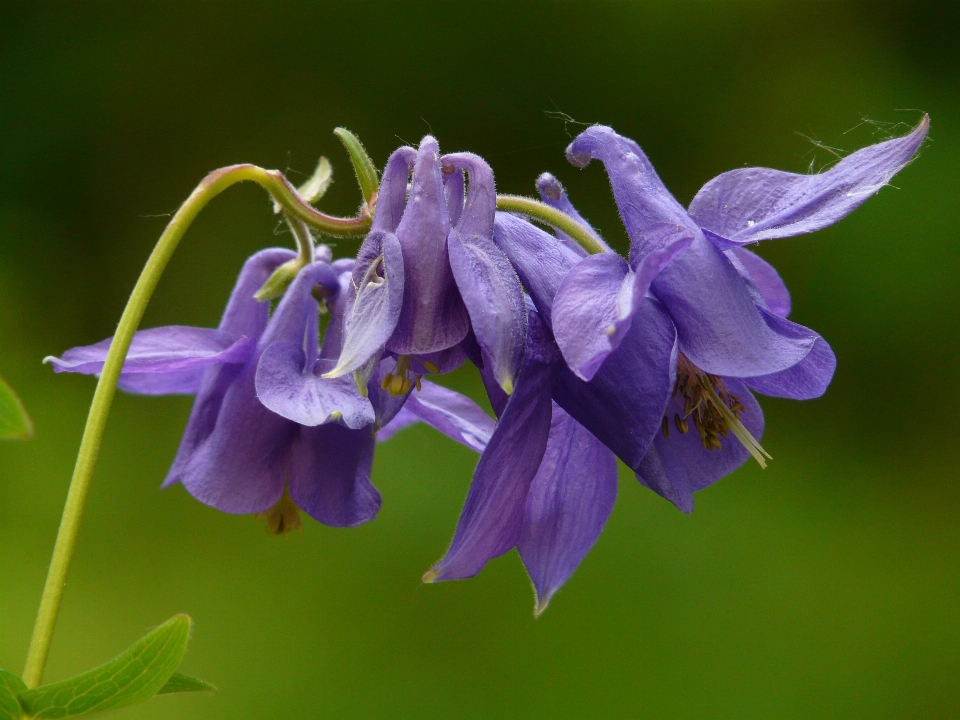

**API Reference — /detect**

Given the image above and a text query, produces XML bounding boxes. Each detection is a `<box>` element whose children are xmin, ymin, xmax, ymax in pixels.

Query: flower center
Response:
<box><xmin>662</xmin><ymin>353</ymin><xmax>771</xmax><ymax>468</ymax></box>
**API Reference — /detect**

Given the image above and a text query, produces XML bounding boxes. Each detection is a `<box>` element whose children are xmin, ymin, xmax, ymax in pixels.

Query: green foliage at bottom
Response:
<box><xmin>10</xmin><ymin>615</ymin><xmax>214</xmax><ymax>719</ymax></box>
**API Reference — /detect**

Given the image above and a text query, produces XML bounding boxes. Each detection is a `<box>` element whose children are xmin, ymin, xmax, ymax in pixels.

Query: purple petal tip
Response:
<box><xmin>534</xmin><ymin>595</ymin><xmax>552</xmax><ymax>617</ymax></box>
<box><xmin>536</xmin><ymin>173</ymin><xmax>563</xmax><ymax>200</ymax></box>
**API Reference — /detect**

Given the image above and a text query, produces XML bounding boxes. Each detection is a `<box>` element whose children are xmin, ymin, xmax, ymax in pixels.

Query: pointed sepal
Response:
<box><xmin>334</xmin><ymin>128</ymin><xmax>379</xmax><ymax>206</ymax></box>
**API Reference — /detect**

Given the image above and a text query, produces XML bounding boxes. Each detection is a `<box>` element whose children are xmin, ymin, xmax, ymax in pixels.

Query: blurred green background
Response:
<box><xmin>1</xmin><ymin>2</ymin><xmax>957</xmax><ymax>718</ymax></box>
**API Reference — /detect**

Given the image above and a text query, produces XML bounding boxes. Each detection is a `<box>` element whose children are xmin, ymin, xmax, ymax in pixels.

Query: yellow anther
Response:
<box><xmin>422</xmin><ymin>361</ymin><xmax>439</xmax><ymax>374</ymax></box>
<box><xmin>671</xmin><ymin>352</ymin><xmax>771</xmax><ymax>467</ymax></box>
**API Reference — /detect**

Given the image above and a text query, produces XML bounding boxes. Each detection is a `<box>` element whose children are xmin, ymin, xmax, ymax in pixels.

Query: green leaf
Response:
<box><xmin>297</xmin><ymin>156</ymin><xmax>334</xmax><ymax>204</ymax></box>
<box><xmin>334</xmin><ymin>127</ymin><xmax>379</xmax><ymax>205</ymax></box>
<box><xmin>0</xmin><ymin>669</ymin><xmax>26</xmax><ymax>720</ymax></box>
<box><xmin>156</xmin><ymin>672</ymin><xmax>217</xmax><ymax>696</ymax></box>
<box><xmin>0</xmin><ymin>374</ymin><xmax>32</xmax><ymax>440</ymax></box>
<box><xmin>18</xmin><ymin>615</ymin><xmax>192</xmax><ymax>718</ymax></box>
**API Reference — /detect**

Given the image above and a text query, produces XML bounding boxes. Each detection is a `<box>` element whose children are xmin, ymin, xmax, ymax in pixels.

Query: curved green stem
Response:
<box><xmin>21</xmin><ymin>163</ymin><xmax>362</xmax><ymax>688</ymax></box>
<box><xmin>495</xmin><ymin>194</ymin><xmax>607</xmax><ymax>255</ymax></box>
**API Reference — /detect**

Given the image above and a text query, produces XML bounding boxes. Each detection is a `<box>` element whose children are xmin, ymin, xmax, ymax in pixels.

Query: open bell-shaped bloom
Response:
<box><xmin>511</xmin><ymin>117</ymin><xmax>927</xmax><ymax>512</ymax></box>
<box><xmin>326</xmin><ymin>137</ymin><xmax>527</xmax><ymax>397</ymax></box>
<box><xmin>48</xmin><ymin>248</ymin><xmax>494</xmax><ymax>530</ymax></box>
<box><xmin>520</xmin><ymin>173</ymin><xmax>775</xmax><ymax>512</ymax></box>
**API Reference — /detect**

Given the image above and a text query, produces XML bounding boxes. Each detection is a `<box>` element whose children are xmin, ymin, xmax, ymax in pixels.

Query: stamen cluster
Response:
<box><xmin>665</xmin><ymin>353</ymin><xmax>747</xmax><ymax>451</ymax></box>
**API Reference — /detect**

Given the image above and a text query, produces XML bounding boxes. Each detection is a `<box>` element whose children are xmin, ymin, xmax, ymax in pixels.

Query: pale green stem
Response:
<box><xmin>22</xmin><ymin>164</ymin><xmax>367</xmax><ymax>688</ymax></box>
<box><xmin>495</xmin><ymin>194</ymin><xmax>607</xmax><ymax>255</ymax></box>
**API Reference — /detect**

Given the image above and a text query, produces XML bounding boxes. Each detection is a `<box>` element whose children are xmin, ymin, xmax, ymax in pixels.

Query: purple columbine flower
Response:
<box><xmin>429</xmin><ymin>111</ymin><xmax>929</xmax><ymax>610</ymax></box>
<box><xmin>324</xmin><ymin>137</ymin><xmax>527</xmax><ymax>398</ymax></box>
<box><xmin>556</xmin><ymin>118</ymin><xmax>928</xmax><ymax>510</ymax></box>
<box><xmin>48</xmin><ymin>248</ymin><xmax>494</xmax><ymax>531</ymax></box>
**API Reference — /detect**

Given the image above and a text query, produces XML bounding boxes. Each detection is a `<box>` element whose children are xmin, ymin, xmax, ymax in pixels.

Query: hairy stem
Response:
<box><xmin>495</xmin><ymin>195</ymin><xmax>607</xmax><ymax>255</ymax></box>
<box><xmin>22</xmin><ymin>163</ymin><xmax>364</xmax><ymax>688</ymax></box>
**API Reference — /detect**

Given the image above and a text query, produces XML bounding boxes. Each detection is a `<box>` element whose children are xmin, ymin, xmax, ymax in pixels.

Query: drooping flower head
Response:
<box><xmin>558</xmin><ymin>117</ymin><xmax>927</xmax><ymax>509</ymax></box>
<box><xmin>48</xmin><ymin>246</ymin><xmax>495</xmax><ymax>530</ymax></box>
<box><xmin>325</xmin><ymin>136</ymin><xmax>527</xmax><ymax>398</ymax></box>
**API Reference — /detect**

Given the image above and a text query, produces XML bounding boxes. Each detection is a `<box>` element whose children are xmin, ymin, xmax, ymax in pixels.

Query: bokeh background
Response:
<box><xmin>1</xmin><ymin>2</ymin><xmax>958</xmax><ymax>718</ymax></box>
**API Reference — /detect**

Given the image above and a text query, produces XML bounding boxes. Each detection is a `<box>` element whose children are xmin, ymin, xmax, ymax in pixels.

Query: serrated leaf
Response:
<box><xmin>156</xmin><ymin>672</ymin><xmax>217</xmax><ymax>696</ymax></box>
<box><xmin>0</xmin><ymin>669</ymin><xmax>26</xmax><ymax>720</ymax></box>
<box><xmin>18</xmin><ymin>615</ymin><xmax>192</xmax><ymax>718</ymax></box>
<box><xmin>0</xmin><ymin>374</ymin><xmax>32</xmax><ymax>439</ymax></box>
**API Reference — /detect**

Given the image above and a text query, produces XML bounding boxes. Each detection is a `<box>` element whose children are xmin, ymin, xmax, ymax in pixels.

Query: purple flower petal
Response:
<box><xmin>637</xmin><ymin>378</ymin><xmax>764</xmax><ymax>513</ymax></box>
<box><xmin>331</xmin><ymin>257</ymin><xmax>355</xmax><ymax>275</ymax></box>
<box><xmin>535</xmin><ymin>172</ymin><xmax>610</xmax><ymax>256</ymax></box>
<box><xmin>448</xmin><ymin>230</ymin><xmax>527</xmax><ymax>394</ymax></box>
<box><xmin>218</xmin><ymin>248</ymin><xmax>297</xmax><ymax>338</ymax></box>
<box><xmin>372</xmin><ymin>146</ymin><xmax>417</xmax><ymax>233</ymax></box>
<box><xmin>376</xmin><ymin>405</ymin><xmax>420</xmax><ymax>442</ymax></box>
<box><xmin>688</xmin><ymin>116</ymin><xmax>929</xmax><ymax>244</ymax></box>
<box><xmin>161</xmin><ymin>249</ymin><xmax>295</xmax><ymax>487</ymax></box>
<box><xmin>442</xmin><ymin>152</ymin><xmax>496</xmax><ymax>240</ymax></box>
<box><xmin>403</xmin><ymin>379</ymin><xmax>495</xmax><ymax>453</ymax></box>
<box><xmin>319</xmin><ymin>267</ymin><xmax>355</xmax><ymax>361</ymax></box>
<box><xmin>727</xmin><ymin>247</ymin><xmax>791</xmax><ymax>317</ymax></box>
<box><xmin>652</xmin><ymin>235</ymin><xmax>815</xmax><ymax>377</ymax></box>
<box><xmin>742</xmin><ymin>308</ymin><xmax>836</xmax><ymax>399</ymax></box>
<box><xmin>566</xmin><ymin>125</ymin><xmax>699</xmax><ymax>260</ymax></box>
<box><xmin>553</xmin><ymin>297</ymin><xmax>676</xmax><ymax>470</ymax></box>
<box><xmin>492</xmin><ymin>212</ymin><xmax>583</xmax><ymax>322</ymax></box>
<box><xmin>257</xmin><ymin>261</ymin><xmax>339</xmax><ymax>350</ymax></box>
<box><xmin>442</xmin><ymin>152</ymin><xmax>525</xmax><ymax>393</ymax></box>
<box><xmin>325</xmin><ymin>230</ymin><xmax>405</xmax><ymax>378</ymax></box>
<box><xmin>179</xmin><ymin>360</ymin><xmax>294</xmax><ymax>513</ymax></box>
<box><xmin>517</xmin><ymin>404</ymin><xmax>618</xmax><ymax>614</ymax></box>
<box><xmin>46</xmin><ymin>327</ymin><xmax>253</xmax><ymax>376</ymax></box>
<box><xmin>424</xmin><ymin>312</ymin><xmax>556</xmax><ymax>582</ymax></box>
<box><xmin>552</xmin><ymin>233</ymin><xmax>689</xmax><ymax>382</ymax></box>
<box><xmin>117</xmin><ymin>369</ymin><xmax>207</xmax><ymax>396</ymax></box>
<box><xmin>443</xmin><ymin>166</ymin><xmax>465</xmax><ymax>227</ymax></box>
<box><xmin>388</xmin><ymin>136</ymin><xmax>470</xmax><ymax>355</ymax></box>
<box><xmin>256</xmin><ymin>343</ymin><xmax>375</xmax><ymax>429</ymax></box>
<box><xmin>551</xmin><ymin>253</ymin><xmax>632</xmax><ymax>381</ymax></box>
<box><xmin>289</xmin><ymin>423</ymin><xmax>380</xmax><ymax>527</ymax></box>
<box><xmin>411</xmin><ymin>344</ymin><xmax>467</xmax><ymax>375</ymax></box>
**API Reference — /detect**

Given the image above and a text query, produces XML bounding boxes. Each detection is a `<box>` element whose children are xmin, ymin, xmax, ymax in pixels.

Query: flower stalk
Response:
<box><xmin>495</xmin><ymin>194</ymin><xmax>608</xmax><ymax>255</ymax></box>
